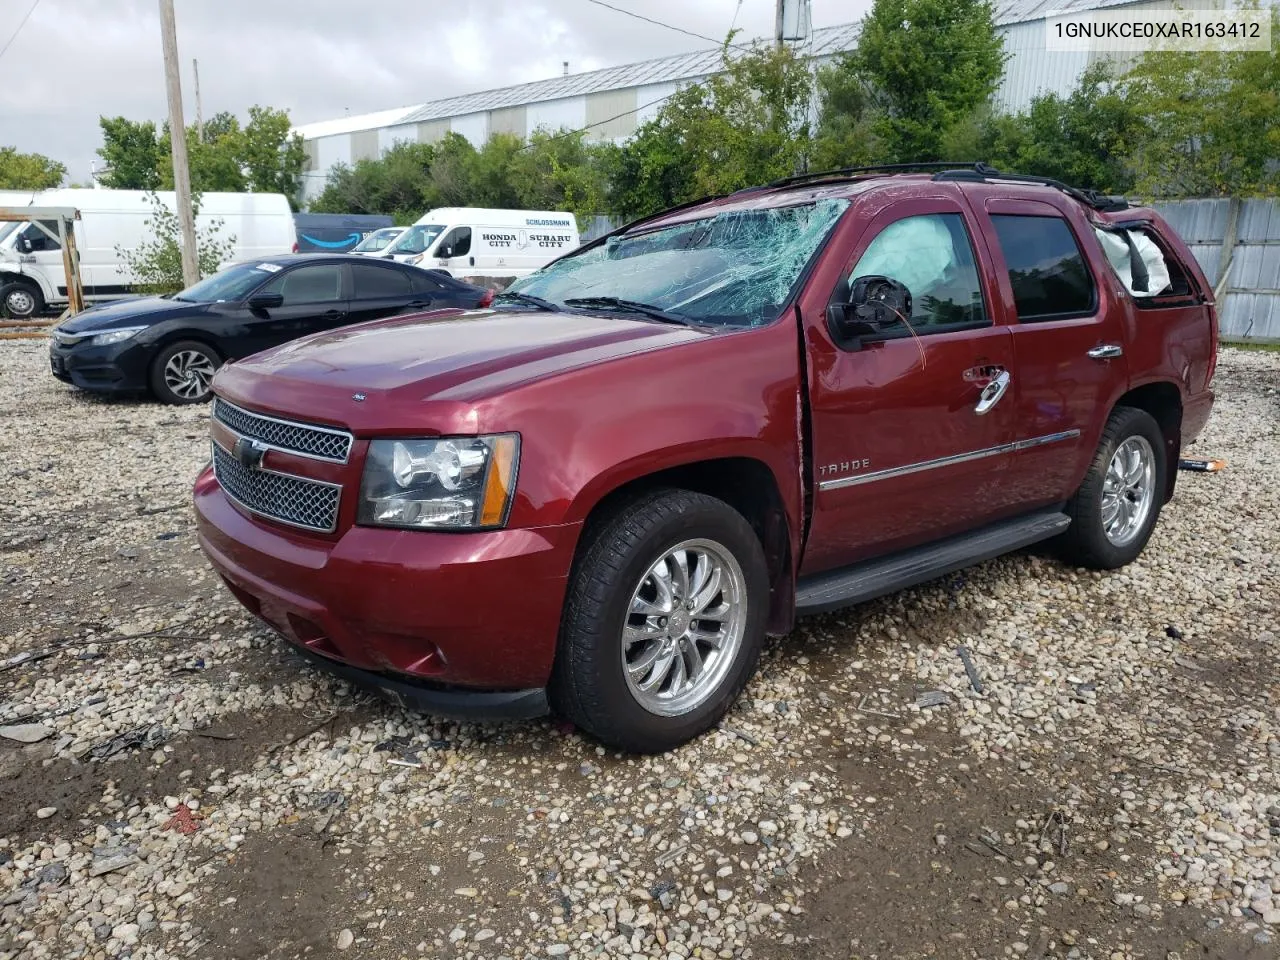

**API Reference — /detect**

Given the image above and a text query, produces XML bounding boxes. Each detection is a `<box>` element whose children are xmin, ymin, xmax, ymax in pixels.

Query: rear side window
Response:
<box><xmin>410</xmin><ymin>270</ymin><xmax>447</xmax><ymax>294</ymax></box>
<box><xmin>991</xmin><ymin>215</ymin><xmax>1095</xmax><ymax>321</ymax></box>
<box><xmin>352</xmin><ymin>263</ymin><xmax>411</xmax><ymax>299</ymax></box>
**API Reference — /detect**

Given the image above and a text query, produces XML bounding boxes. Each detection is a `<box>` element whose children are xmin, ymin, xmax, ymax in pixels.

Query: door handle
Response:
<box><xmin>974</xmin><ymin>370</ymin><xmax>1011</xmax><ymax>416</ymax></box>
<box><xmin>406</xmin><ymin>299</ymin><xmax>433</xmax><ymax>308</ymax></box>
<box><xmin>1087</xmin><ymin>344</ymin><xmax>1123</xmax><ymax>360</ymax></box>
<box><xmin>322</xmin><ymin>310</ymin><xmax>345</xmax><ymax>319</ymax></box>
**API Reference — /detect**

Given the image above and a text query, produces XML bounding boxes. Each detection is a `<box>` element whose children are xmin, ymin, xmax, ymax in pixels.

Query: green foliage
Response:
<box><xmin>1119</xmin><ymin>10</ymin><xmax>1280</xmax><ymax>197</ymax></box>
<box><xmin>507</xmin><ymin>130</ymin><xmax>609</xmax><ymax>227</ymax></box>
<box><xmin>96</xmin><ymin>117</ymin><xmax>162</xmax><ymax>190</ymax></box>
<box><xmin>811</xmin><ymin>55</ymin><xmax>877</xmax><ymax>170</ymax></box>
<box><xmin>606</xmin><ymin>40</ymin><xmax>816</xmax><ymax>220</ymax></box>
<box><xmin>310</xmin><ymin>141</ymin><xmax>438</xmax><ymax>223</ymax></box>
<box><xmin>0</xmin><ymin>147</ymin><xmax>65</xmax><ymax>189</ymax></box>
<box><xmin>98</xmin><ymin>107</ymin><xmax>306</xmax><ymax>206</ymax></box>
<box><xmin>977</xmin><ymin>64</ymin><xmax>1140</xmax><ymax>192</ymax></box>
<box><xmin>114</xmin><ymin>192</ymin><xmax>236</xmax><ymax>295</ymax></box>
<box><xmin>310</xmin><ymin>130</ymin><xmax>610</xmax><ymax>231</ymax></box>
<box><xmin>842</xmin><ymin>0</ymin><xmax>1006</xmax><ymax>163</ymax></box>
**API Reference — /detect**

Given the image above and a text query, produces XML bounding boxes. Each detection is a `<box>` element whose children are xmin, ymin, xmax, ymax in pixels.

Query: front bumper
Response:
<box><xmin>193</xmin><ymin>467</ymin><xmax>580</xmax><ymax>710</ymax></box>
<box><xmin>48</xmin><ymin>337</ymin><xmax>150</xmax><ymax>393</ymax></box>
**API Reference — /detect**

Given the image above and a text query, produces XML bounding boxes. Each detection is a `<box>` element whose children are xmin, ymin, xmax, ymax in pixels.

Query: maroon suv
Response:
<box><xmin>194</xmin><ymin>164</ymin><xmax>1217</xmax><ymax>752</ymax></box>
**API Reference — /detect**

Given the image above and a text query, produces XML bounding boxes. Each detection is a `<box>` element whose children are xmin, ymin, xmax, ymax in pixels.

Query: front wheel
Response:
<box><xmin>550</xmin><ymin>489</ymin><xmax>769</xmax><ymax>753</ymax></box>
<box><xmin>149</xmin><ymin>340</ymin><xmax>221</xmax><ymax>404</ymax></box>
<box><xmin>0</xmin><ymin>281</ymin><xmax>43</xmax><ymax>319</ymax></box>
<box><xmin>1059</xmin><ymin>406</ymin><xmax>1167</xmax><ymax>569</ymax></box>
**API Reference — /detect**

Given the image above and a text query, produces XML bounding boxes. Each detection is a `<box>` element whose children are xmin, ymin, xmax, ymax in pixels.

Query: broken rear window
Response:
<box><xmin>507</xmin><ymin>199</ymin><xmax>850</xmax><ymax>327</ymax></box>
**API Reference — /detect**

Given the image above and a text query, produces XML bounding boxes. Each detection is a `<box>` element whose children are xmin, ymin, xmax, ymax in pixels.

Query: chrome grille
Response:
<box><xmin>212</xmin><ymin>443</ymin><xmax>341</xmax><ymax>533</ymax></box>
<box><xmin>213</xmin><ymin>398</ymin><xmax>353</xmax><ymax>463</ymax></box>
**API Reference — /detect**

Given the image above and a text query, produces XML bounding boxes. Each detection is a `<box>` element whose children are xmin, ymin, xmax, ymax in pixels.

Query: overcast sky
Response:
<box><xmin>0</xmin><ymin>0</ymin><xmax>868</xmax><ymax>182</ymax></box>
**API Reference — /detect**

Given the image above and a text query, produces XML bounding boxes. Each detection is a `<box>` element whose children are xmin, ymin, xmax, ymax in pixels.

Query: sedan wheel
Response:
<box><xmin>149</xmin><ymin>340</ymin><xmax>221</xmax><ymax>404</ymax></box>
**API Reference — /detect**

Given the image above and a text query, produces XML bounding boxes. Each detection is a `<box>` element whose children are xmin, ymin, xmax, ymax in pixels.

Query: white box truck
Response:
<box><xmin>0</xmin><ymin>188</ymin><xmax>295</xmax><ymax>318</ymax></box>
<box><xmin>383</xmin><ymin>207</ymin><xmax>580</xmax><ymax>286</ymax></box>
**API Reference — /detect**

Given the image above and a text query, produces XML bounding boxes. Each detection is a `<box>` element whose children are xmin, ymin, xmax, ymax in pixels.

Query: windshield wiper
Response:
<box><xmin>492</xmin><ymin>291</ymin><xmax>562</xmax><ymax>312</ymax></box>
<box><xmin>563</xmin><ymin>296</ymin><xmax>690</xmax><ymax>326</ymax></box>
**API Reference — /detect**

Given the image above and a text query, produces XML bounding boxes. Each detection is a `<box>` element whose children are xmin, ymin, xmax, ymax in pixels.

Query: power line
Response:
<box><xmin>0</xmin><ymin>0</ymin><xmax>41</xmax><ymax>65</ymax></box>
<box><xmin>582</xmin><ymin>0</ymin><xmax>745</xmax><ymax>49</ymax></box>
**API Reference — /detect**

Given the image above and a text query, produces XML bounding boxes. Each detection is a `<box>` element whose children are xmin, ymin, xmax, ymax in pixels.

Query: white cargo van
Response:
<box><xmin>0</xmin><ymin>189</ymin><xmax>295</xmax><ymax>318</ymax></box>
<box><xmin>384</xmin><ymin>208</ymin><xmax>579</xmax><ymax>284</ymax></box>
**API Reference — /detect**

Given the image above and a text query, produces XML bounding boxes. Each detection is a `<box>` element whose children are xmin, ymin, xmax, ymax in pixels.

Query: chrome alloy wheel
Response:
<box><xmin>622</xmin><ymin>538</ymin><xmax>748</xmax><ymax>717</ymax></box>
<box><xmin>1101</xmin><ymin>435</ymin><xmax>1156</xmax><ymax>547</ymax></box>
<box><xmin>164</xmin><ymin>349</ymin><xmax>216</xmax><ymax>400</ymax></box>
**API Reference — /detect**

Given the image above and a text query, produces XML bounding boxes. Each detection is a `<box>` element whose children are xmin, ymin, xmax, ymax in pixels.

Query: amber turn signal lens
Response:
<box><xmin>479</xmin><ymin>434</ymin><xmax>520</xmax><ymax>526</ymax></box>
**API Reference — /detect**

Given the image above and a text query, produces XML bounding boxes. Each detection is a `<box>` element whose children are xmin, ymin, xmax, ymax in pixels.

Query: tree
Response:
<box><xmin>843</xmin><ymin>0</ymin><xmax>1006</xmax><ymax>163</ymax></box>
<box><xmin>978</xmin><ymin>64</ymin><xmax>1140</xmax><ymax>192</ymax></box>
<box><xmin>607</xmin><ymin>40</ymin><xmax>815</xmax><ymax>220</ymax></box>
<box><xmin>98</xmin><ymin>106</ymin><xmax>307</xmax><ymax>205</ymax></box>
<box><xmin>96</xmin><ymin>117</ymin><xmax>162</xmax><ymax>189</ymax></box>
<box><xmin>1120</xmin><ymin>10</ymin><xmax>1280</xmax><ymax>197</ymax></box>
<box><xmin>115</xmin><ymin>191</ymin><xmax>236</xmax><ymax>294</ymax></box>
<box><xmin>429</xmin><ymin>133</ymin><xmax>483</xmax><ymax>207</ymax></box>
<box><xmin>241</xmin><ymin>106</ymin><xmax>307</xmax><ymax>199</ymax></box>
<box><xmin>812</xmin><ymin>56</ymin><xmax>878</xmax><ymax>170</ymax></box>
<box><xmin>0</xmin><ymin>147</ymin><xmax>65</xmax><ymax>189</ymax></box>
<box><xmin>310</xmin><ymin>140</ymin><xmax>437</xmax><ymax>222</ymax></box>
<box><xmin>508</xmin><ymin>129</ymin><xmax>610</xmax><ymax>228</ymax></box>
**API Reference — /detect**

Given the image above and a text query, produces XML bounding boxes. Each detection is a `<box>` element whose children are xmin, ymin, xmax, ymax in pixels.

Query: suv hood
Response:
<box><xmin>217</xmin><ymin>308</ymin><xmax>709</xmax><ymax>407</ymax></box>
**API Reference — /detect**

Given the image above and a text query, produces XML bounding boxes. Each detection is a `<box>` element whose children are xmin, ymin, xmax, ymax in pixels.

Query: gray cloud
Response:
<box><xmin>0</xmin><ymin>1</ymin><xmax>865</xmax><ymax>181</ymax></box>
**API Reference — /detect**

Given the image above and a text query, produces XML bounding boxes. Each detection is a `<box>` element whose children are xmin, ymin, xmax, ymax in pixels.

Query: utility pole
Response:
<box><xmin>775</xmin><ymin>0</ymin><xmax>785</xmax><ymax>47</ymax></box>
<box><xmin>158</xmin><ymin>0</ymin><xmax>199</xmax><ymax>288</ymax></box>
<box><xmin>193</xmin><ymin>58</ymin><xmax>203</xmax><ymax>143</ymax></box>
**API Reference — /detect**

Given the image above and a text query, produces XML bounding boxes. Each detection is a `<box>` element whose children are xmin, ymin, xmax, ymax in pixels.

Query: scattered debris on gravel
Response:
<box><xmin>1</xmin><ymin>342</ymin><xmax>1277</xmax><ymax>959</ymax></box>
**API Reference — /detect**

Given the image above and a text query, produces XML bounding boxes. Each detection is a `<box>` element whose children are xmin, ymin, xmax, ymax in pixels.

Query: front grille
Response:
<box><xmin>212</xmin><ymin>443</ymin><xmax>342</xmax><ymax>533</ymax></box>
<box><xmin>213</xmin><ymin>398</ymin><xmax>353</xmax><ymax>463</ymax></box>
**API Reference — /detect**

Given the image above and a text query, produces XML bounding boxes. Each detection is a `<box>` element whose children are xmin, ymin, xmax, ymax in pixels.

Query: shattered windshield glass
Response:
<box><xmin>507</xmin><ymin>198</ymin><xmax>850</xmax><ymax>327</ymax></box>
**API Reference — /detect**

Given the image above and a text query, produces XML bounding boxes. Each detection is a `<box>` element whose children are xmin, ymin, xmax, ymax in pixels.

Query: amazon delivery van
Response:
<box><xmin>384</xmin><ymin>207</ymin><xmax>579</xmax><ymax>285</ymax></box>
<box><xmin>0</xmin><ymin>188</ymin><xmax>294</xmax><ymax>318</ymax></box>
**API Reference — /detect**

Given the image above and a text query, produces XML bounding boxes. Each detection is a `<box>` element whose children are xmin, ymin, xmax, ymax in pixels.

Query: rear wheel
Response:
<box><xmin>0</xmin><ymin>281</ymin><xmax>43</xmax><ymax>319</ymax></box>
<box><xmin>149</xmin><ymin>340</ymin><xmax>220</xmax><ymax>404</ymax></box>
<box><xmin>1059</xmin><ymin>406</ymin><xmax>1166</xmax><ymax>569</ymax></box>
<box><xmin>550</xmin><ymin>489</ymin><xmax>769</xmax><ymax>753</ymax></box>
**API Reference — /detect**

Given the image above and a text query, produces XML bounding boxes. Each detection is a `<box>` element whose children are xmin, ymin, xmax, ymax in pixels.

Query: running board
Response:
<box><xmin>795</xmin><ymin>510</ymin><xmax>1071</xmax><ymax>615</ymax></box>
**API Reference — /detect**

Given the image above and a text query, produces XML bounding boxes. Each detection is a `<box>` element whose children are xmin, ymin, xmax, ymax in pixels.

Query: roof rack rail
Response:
<box><xmin>770</xmin><ymin>162</ymin><xmax>987</xmax><ymax>188</ymax></box>
<box><xmin>933</xmin><ymin>164</ymin><xmax>1129</xmax><ymax>213</ymax></box>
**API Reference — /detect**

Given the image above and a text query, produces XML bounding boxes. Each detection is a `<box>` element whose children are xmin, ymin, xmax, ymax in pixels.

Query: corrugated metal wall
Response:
<box><xmin>1154</xmin><ymin>198</ymin><xmax>1280</xmax><ymax>342</ymax></box>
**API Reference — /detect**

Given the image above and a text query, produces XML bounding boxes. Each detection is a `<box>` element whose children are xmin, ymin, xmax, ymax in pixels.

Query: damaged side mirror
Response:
<box><xmin>826</xmin><ymin>275</ymin><xmax>913</xmax><ymax>350</ymax></box>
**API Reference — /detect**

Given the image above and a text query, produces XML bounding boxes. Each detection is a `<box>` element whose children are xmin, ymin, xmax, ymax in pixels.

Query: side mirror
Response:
<box><xmin>437</xmin><ymin>245</ymin><xmax>454</xmax><ymax>260</ymax></box>
<box><xmin>826</xmin><ymin>275</ymin><xmax>912</xmax><ymax>350</ymax></box>
<box><xmin>248</xmin><ymin>292</ymin><xmax>284</xmax><ymax>311</ymax></box>
<box><xmin>17</xmin><ymin>235</ymin><xmax>32</xmax><ymax>254</ymax></box>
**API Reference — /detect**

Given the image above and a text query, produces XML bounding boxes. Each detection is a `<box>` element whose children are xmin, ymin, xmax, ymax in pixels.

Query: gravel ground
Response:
<box><xmin>0</xmin><ymin>342</ymin><xmax>1277</xmax><ymax>960</ymax></box>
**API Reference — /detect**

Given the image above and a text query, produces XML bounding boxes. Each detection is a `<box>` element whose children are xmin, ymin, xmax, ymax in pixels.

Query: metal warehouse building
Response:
<box><xmin>294</xmin><ymin>0</ymin><xmax>1244</xmax><ymax>201</ymax></box>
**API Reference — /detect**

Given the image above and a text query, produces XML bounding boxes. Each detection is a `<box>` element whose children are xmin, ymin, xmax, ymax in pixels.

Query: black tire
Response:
<box><xmin>550</xmin><ymin>489</ymin><xmax>769</xmax><ymax>753</ymax></box>
<box><xmin>148</xmin><ymin>340</ymin><xmax>221</xmax><ymax>405</ymax></box>
<box><xmin>0</xmin><ymin>281</ymin><xmax>43</xmax><ymax>319</ymax></box>
<box><xmin>1058</xmin><ymin>406</ymin><xmax>1167</xmax><ymax>569</ymax></box>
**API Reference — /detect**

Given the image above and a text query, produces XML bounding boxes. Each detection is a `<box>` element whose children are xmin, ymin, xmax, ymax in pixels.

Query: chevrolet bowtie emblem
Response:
<box><xmin>233</xmin><ymin>437</ymin><xmax>269</xmax><ymax>471</ymax></box>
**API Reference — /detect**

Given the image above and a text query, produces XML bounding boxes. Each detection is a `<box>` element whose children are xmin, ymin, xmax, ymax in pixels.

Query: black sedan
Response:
<box><xmin>48</xmin><ymin>255</ymin><xmax>494</xmax><ymax>404</ymax></box>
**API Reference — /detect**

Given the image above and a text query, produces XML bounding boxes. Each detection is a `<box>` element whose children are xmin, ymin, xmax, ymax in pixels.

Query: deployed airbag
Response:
<box><xmin>1093</xmin><ymin>227</ymin><xmax>1171</xmax><ymax>297</ymax></box>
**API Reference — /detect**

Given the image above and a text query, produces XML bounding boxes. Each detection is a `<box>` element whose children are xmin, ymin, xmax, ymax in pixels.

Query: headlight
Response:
<box><xmin>409</xmin><ymin>254</ymin><xmax>424</xmax><ymax>265</ymax></box>
<box><xmin>358</xmin><ymin>434</ymin><xmax>519</xmax><ymax>530</ymax></box>
<box><xmin>90</xmin><ymin>326</ymin><xmax>146</xmax><ymax>346</ymax></box>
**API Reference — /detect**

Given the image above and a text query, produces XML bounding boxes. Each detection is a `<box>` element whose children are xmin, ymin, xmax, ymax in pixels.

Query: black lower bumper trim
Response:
<box><xmin>290</xmin><ymin>643</ymin><xmax>550</xmax><ymax>721</ymax></box>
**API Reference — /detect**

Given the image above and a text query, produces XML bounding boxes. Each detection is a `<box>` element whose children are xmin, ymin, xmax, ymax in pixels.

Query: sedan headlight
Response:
<box><xmin>90</xmin><ymin>326</ymin><xmax>147</xmax><ymax>346</ymax></box>
<box><xmin>358</xmin><ymin>434</ymin><xmax>519</xmax><ymax>530</ymax></box>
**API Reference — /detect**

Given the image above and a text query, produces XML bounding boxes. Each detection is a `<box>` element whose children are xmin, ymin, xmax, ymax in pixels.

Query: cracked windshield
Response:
<box><xmin>507</xmin><ymin>199</ymin><xmax>849</xmax><ymax>326</ymax></box>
